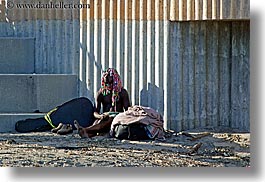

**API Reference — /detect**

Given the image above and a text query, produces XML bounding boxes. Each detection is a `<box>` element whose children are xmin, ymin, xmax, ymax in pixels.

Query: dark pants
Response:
<box><xmin>15</xmin><ymin>97</ymin><xmax>95</xmax><ymax>133</ymax></box>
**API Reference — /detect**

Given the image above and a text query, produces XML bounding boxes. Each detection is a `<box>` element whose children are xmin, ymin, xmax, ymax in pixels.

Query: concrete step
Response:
<box><xmin>0</xmin><ymin>113</ymin><xmax>45</xmax><ymax>133</ymax></box>
<box><xmin>0</xmin><ymin>74</ymin><xmax>78</xmax><ymax>113</ymax></box>
<box><xmin>0</xmin><ymin>37</ymin><xmax>35</xmax><ymax>74</ymax></box>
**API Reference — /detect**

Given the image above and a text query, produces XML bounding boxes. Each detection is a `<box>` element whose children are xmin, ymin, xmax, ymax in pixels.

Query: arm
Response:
<box><xmin>93</xmin><ymin>90</ymin><xmax>109</xmax><ymax>119</ymax></box>
<box><xmin>122</xmin><ymin>89</ymin><xmax>131</xmax><ymax>111</ymax></box>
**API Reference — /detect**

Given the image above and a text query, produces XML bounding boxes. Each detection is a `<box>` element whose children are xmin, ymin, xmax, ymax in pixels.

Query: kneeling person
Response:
<box><xmin>75</xmin><ymin>68</ymin><xmax>131</xmax><ymax>138</ymax></box>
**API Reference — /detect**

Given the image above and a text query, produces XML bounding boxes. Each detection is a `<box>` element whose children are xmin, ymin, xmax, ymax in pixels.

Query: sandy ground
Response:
<box><xmin>0</xmin><ymin>127</ymin><xmax>250</xmax><ymax>167</ymax></box>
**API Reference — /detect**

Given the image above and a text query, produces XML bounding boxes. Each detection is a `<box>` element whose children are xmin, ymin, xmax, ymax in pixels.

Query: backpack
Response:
<box><xmin>113</xmin><ymin>123</ymin><xmax>150</xmax><ymax>141</ymax></box>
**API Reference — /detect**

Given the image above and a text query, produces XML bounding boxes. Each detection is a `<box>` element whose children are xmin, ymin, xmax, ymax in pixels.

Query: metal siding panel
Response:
<box><xmin>212</xmin><ymin>0</ymin><xmax>220</xmax><ymax>19</ymax></box>
<box><xmin>195</xmin><ymin>0</ymin><xmax>202</xmax><ymax>20</ymax></box>
<box><xmin>116</xmin><ymin>0</ymin><xmax>125</xmax><ymax>80</ymax></box>
<box><xmin>218</xmin><ymin>21</ymin><xmax>231</xmax><ymax>127</ymax></box>
<box><xmin>238</xmin><ymin>21</ymin><xmax>250</xmax><ymax>131</ymax></box>
<box><xmin>139</xmin><ymin>0</ymin><xmax>147</xmax><ymax>106</ymax></box>
<box><xmin>123</xmin><ymin>0</ymin><xmax>132</xmax><ymax>101</ymax></box>
<box><xmin>163</xmin><ymin>0</ymin><xmax>170</xmax><ymax>130</ymax></box>
<box><xmin>174</xmin><ymin>0</ymin><xmax>179</xmax><ymax>20</ymax></box>
<box><xmin>242</xmin><ymin>0</ymin><xmax>250</xmax><ymax>19</ymax></box>
<box><xmin>87</xmin><ymin>18</ymin><xmax>96</xmax><ymax>102</ymax></box>
<box><xmin>156</xmin><ymin>21</ymin><xmax>165</xmax><ymax>115</ymax></box>
<box><xmin>59</xmin><ymin>19</ymin><xmax>65</xmax><ymax>74</ymax></box>
<box><xmin>182</xmin><ymin>22</ymin><xmax>194</xmax><ymax>129</ymax></box>
<box><xmin>242</xmin><ymin>21</ymin><xmax>250</xmax><ymax>131</ymax></box>
<box><xmin>187</xmin><ymin>22</ymin><xmax>195</xmax><ymax>129</ymax></box>
<box><xmin>215</xmin><ymin>0</ymin><xmax>221</xmax><ymax>19</ymax></box>
<box><xmin>179</xmin><ymin>0</ymin><xmax>187</xmax><ymax>21</ymax></box>
<box><xmin>101</xmin><ymin>19</ymin><xmax>109</xmax><ymax>70</ymax></box>
<box><xmin>186</xmin><ymin>0</ymin><xmax>192</xmax><ymax>20</ymax></box>
<box><xmin>206</xmin><ymin>22</ymin><xmax>219</xmax><ymax>127</ymax></box>
<box><xmin>64</xmin><ymin>20</ymin><xmax>70</xmax><ymax>73</ymax></box>
<box><xmin>42</xmin><ymin>10</ymin><xmax>48</xmax><ymax>73</ymax></box>
<box><xmin>231</xmin><ymin>22</ymin><xmax>241</xmax><ymax>129</ymax></box>
<box><xmin>131</xmin><ymin>0</ymin><xmax>140</xmax><ymax>105</ymax></box>
<box><xmin>168</xmin><ymin>21</ymin><xmax>249</xmax><ymax>131</ymax></box>
<box><xmin>139</xmin><ymin>20</ymin><xmax>148</xmax><ymax>106</ymax></box>
<box><xmin>221</xmin><ymin>0</ymin><xmax>231</xmax><ymax>19</ymax></box>
<box><xmin>169</xmin><ymin>0</ymin><xmax>176</xmax><ymax>20</ymax></box>
<box><xmin>34</xmin><ymin>20</ymin><xmax>42</xmax><ymax>73</ymax></box>
<box><xmin>170</xmin><ymin>22</ymin><xmax>183</xmax><ymax>131</ymax></box>
<box><xmin>47</xmin><ymin>16</ymin><xmax>54</xmax><ymax>74</ymax></box>
<box><xmin>124</xmin><ymin>20</ymin><xmax>132</xmax><ymax>102</ymax></box>
<box><xmin>146</xmin><ymin>1</ymin><xmax>155</xmax><ymax>108</ymax></box>
<box><xmin>73</xmin><ymin>19</ymin><xmax>80</xmax><ymax>75</ymax></box>
<box><xmin>194</xmin><ymin>21</ymin><xmax>207</xmax><ymax>128</ymax></box>
<box><xmin>181</xmin><ymin>23</ymin><xmax>189</xmax><ymax>130</ymax></box>
<box><xmin>109</xmin><ymin>0</ymin><xmax>117</xmax><ymax>68</ymax></box>
<box><xmin>79</xmin><ymin>20</ymin><xmax>88</xmax><ymax>97</ymax></box>
<box><xmin>101</xmin><ymin>0</ymin><xmax>107</xmax><ymax>70</ymax></box>
<box><xmin>109</xmin><ymin>19</ymin><xmax>117</xmax><ymax>68</ymax></box>
<box><xmin>93</xmin><ymin>20</ymin><xmax>101</xmax><ymax>96</ymax></box>
<box><xmin>202</xmin><ymin>0</ymin><xmax>208</xmax><ymax>20</ymax></box>
<box><xmin>159</xmin><ymin>25</ymin><xmax>164</xmax><ymax>116</ymax></box>
<box><xmin>154</xmin><ymin>1</ymin><xmax>162</xmax><ymax>112</ymax></box>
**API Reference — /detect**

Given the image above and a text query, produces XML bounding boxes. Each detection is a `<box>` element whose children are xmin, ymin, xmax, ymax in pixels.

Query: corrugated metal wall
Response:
<box><xmin>169</xmin><ymin>21</ymin><xmax>249</xmax><ymax>131</ymax></box>
<box><xmin>79</xmin><ymin>0</ymin><xmax>250</xmax><ymax>131</ymax></box>
<box><xmin>0</xmin><ymin>0</ymin><xmax>250</xmax><ymax>131</ymax></box>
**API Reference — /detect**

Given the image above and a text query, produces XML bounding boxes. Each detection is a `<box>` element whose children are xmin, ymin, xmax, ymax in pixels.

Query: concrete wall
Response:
<box><xmin>0</xmin><ymin>74</ymin><xmax>78</xmax><ymax>113</ymax></box>
<box><xmin>0</xmin><ymin>38</ymin><xmax>35</xmax><ymax>73</ymax></box>
<box><xmin>0</xmin><ymin>113</ymin><xmax>44</xmax><ymax>132</ymax></box>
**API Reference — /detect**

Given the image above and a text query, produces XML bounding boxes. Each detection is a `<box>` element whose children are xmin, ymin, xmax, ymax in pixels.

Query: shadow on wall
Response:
<box><xmin>78</xmin><ymin>43</ymin><xmax>97</xmax><ymax>104</ymax></box>
<box><xmin>140</xmin><ymin>83</ymin><xmax>164</xmax><ymax>117</ymax></box>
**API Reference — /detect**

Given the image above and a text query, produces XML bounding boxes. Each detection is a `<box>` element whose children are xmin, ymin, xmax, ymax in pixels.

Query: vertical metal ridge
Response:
<box><xmin>93</xmin><ymin>0</ymin><xmax>101</xmax><ymax>96</ymax></box>
<box><xmin>116</xmin><ymin>0</ymin><xmax>125</xmax><ymax>81</ymax></box>
<box><xmin>131</xmin><ymin>0</ymin><xmax>139</xmax><ymax>106</ymax></box>
<box><xmin>146</xmin><ymin>0</ymin><xmax>155</xmax><ymax>108</ymax></box>
<box><xmin>123</xmin><ymin>0</ymin><xmax>132</xmax><ymax>99</ymax></box>
<box><xmin>101</xmin><ymin>0</ymin><xmax>109</xmax><ymax>70</ymax></box>
<box><xmin>218</xmin><ymin>21</ymin><xmax>231</xmax><ymax>128</ymax></box>
<box><xmin>169</xmin><ymin>0</ymin><xmax>176</xmax><ymax>21</ymax></box>
<box><xmin>109</xmin><ymin>0</ymin><xmax>114</xmax><ymax>68</ymax></box>
<box><xmin>139</xmin><ymin>0</ymin><xmax>147</xmax><ymax>106</ymax></box>
<box><xmin>86</xmin><ymin>0</ymin><xmax>95</xmax><ymax>101</ymax></box>
<box><xmin>163</xmin><ymin>0</ymin><xmax>170</xmax><ymax>129</ymax></box>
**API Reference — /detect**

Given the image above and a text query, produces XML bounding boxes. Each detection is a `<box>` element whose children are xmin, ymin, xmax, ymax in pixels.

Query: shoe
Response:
<box><xmin>57</xmin><ymin>124</ymin><xmax>73</xmax><ymax>135</ymax></box>
<box><xmin>51</xmin><ymin>123</ymin><xmax>64</xmax><ymax>133</ymax></box>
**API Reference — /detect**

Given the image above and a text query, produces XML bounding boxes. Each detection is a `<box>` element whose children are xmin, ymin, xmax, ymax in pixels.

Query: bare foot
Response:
<box><xmin>74</xmin><ymin>120</ymin><xmax>95</xmax><ymax>138</ymax></box>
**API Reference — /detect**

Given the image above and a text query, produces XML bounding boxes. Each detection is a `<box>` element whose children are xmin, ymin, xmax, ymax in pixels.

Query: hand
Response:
<box><xmin>101</xmin><ymin>112</ymin><xmax>109</xmax><ymax>119</ymax></box>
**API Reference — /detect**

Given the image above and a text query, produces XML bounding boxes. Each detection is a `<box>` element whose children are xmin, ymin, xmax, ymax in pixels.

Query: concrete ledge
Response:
<box><xmin>0</xmin><ymin>74</ymin><xmax>78</xmax><ymax>113</ymax></box>
<box><xmin>0</xmin><ymin>38</ymin><xmax>35</xmax><ymax>74</ymax></box>
<box><xmin>0</xmin><ymin>113</ymin><xmax>45</xmax><ymax>133</ymax></box>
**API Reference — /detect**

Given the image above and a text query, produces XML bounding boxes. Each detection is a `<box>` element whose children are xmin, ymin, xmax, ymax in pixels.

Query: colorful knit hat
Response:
<box><xmin>100</xmin><ymin>68</ymin><xmax>123</xmax><ymax>109</ymax></box>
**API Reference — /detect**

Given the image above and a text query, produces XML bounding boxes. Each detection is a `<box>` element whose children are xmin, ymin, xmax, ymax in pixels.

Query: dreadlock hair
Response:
<box><xmin>100</xmin><ymin>68</ymin><xmax>123</xmax><ymax>111</ymax></box>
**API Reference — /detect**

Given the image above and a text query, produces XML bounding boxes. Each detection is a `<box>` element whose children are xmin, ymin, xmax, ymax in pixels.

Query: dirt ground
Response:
<box><xmin>0</xmin><ymin>127</ymin><xmax>250</xmax><ymax>167</ymax></box>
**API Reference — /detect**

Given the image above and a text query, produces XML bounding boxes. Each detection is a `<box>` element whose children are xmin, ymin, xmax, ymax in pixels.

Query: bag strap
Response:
<box><xmin>44</xmin><ymin>107</ymin><xmax>58</xmax><ymax>128</ymax></box>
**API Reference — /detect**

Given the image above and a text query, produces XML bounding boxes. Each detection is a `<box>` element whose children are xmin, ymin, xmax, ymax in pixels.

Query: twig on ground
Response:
<box><xmin>188</xmin><ymin>142</ymin><xmax>203</xmax><ymax>155</ymax></box>
<box><xmin>188</xmin><ymin>132</ymin><xmax>211</xmax><ymax>141</ymax></box>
